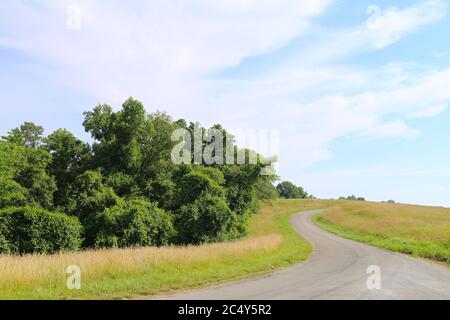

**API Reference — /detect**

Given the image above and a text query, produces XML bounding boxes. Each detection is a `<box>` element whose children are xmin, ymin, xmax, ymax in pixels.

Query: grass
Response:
<box><xmin>0</xmin><ymin>199</ymin><xmax>328</xmax><ymax>300</ymax></box>
<box><xmin>314</xmin><ymin>201</ymin><xmax>450</xmax><ymax>264</ymax></box>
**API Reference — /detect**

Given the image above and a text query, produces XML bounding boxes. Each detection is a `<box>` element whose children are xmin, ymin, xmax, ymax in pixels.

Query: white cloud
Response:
<box><xmin>410</xmin><ymin>104</ymin><xmax>448</xmax><ymax>118</ymax></box>
<box><xmin>0</xmin><ymin>0</ymin><xmax>332</xmax><ymax>116</ymax></box>
<box><xmin>365</xmin><ymin>0</ymin><xmax>447</xmax><ymax>49</ymax></box>
<box><xmin>0</xmin><ymin>0</ymin><xmax>448</xmax><ymax>175</ymax></box>
<box><xmin>362</xmin><ymin>121</ymin><xmax>420</xmax><ymax>139</ymax></box>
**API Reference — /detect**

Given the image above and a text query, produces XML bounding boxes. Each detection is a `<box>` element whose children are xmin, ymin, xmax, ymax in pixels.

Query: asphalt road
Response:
<box><xmin>157</xmin><ymin>210</ymin><xmax>450</xmax><ymax>300</ymax></box>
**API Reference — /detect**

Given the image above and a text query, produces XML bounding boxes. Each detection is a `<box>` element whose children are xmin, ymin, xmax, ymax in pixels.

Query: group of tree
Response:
<box><xmin>276</xmin><ymin>181</ymin><xmax>313</xmax><ymax>199</ymax></box>
<box><xmin>338</xmin><ymin>195</ymin><xmax>366</xmax><ymax>201</ymax></box>
<box><xmin>0</xmin><ymin>98</ymin><xmax>277</xmax><ymax>254</ymax></box>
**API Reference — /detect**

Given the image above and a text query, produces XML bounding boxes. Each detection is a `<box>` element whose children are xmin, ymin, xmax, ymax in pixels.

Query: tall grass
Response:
<box><xmin>0</xmin><ymin>199</ymin><xmax>327</xmax><ymax>300</ymax></box>
<box><xmin>315</xmin><ymin>201</ymin><xmax>450</xmax><ymax>263</ymax></box>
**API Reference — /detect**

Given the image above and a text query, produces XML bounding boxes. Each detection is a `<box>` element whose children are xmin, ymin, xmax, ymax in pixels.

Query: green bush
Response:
<box><xmin>0</xmin><ymin>177</ymin><xmax>28</xmax><ymax>208</ymax></box>
<box><xmin>176</xmin><ymin>170</ymin><xmax>225</xmax><ymax>206</ymax></box>
<box><xmin>0</xmin><ymin>207</ymin><xmax>82</xmax><ymax>254</ymax></box>
<box><xmin>67</xmin><ymin>170</ymin><xmax>120</xmax><ymax>222</ymax></box>
<box><xmin>175</xmin><ymin>194</ymin><xmax>242</xmax><ymax>244</ymax></box>
<box><xmin>0</xmin><ymin>234</ymin><xmax>11</xmax><ymax>254</ymax></box>
<box><xmin>92</xmin><ymin>199</ymin><xmax>175</xmax><ymax>248</ymax></box>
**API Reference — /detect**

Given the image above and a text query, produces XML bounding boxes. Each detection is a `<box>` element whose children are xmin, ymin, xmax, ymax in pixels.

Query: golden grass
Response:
<box><xmin>0</xmin><ymin>235</ymin><xmax>282</xmax><ymax>296</ymax></box>
<box><xmin>321</xmin><ymin>201</ymin><xmax>450</xmax><ymax>245</ymax></box>
<box><xmin>317</xmin><ymin>201</ymin><xmax>450</xmax><ymax>263</ymax></box>
<box><xmin>0</xmin><ymin>199</ymin><xmax>327</xmax><ymax>299</ymax></box>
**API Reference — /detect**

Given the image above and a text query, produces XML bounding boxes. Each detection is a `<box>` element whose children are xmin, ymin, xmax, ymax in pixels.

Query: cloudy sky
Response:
<box><xmin>1</xmin><ymin>0</ymin><xmax>450</xmax><ymax>206</ymax></box>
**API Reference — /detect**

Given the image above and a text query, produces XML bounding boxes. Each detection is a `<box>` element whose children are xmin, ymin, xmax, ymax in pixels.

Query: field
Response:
<box><xmin>314</xmin><ymin>201</ymin><xmax>450</xmax><ymax>263</ymax></box>
<box><xmin>0</xmin><ymin>199</ymin><xmax>329</xmax><ymax>300</ymax></box>
<box><xmin>2</xmin><ymin>199</ymin><xmax>448</xmax><ymax>299</ymax></box>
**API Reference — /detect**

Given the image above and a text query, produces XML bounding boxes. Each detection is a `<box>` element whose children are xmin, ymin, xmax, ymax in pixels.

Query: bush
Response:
<box><xmin>0</xmin><ymin>234</ymin><xmax>11</xmax><ymax>254</ymax></box>
<box><xmin>175</xmin><ymin>194</ymin><xmax>242</xmax><ymax>244</ymax></box>
<box><xmin>0</xmin><ymin>177</ymin><xmax>28</xmax><ymax>208</ymax></box>
<box><xmin>67</xmin><ymin>170</ymin><xmax>120</xmax><ymax>222</ymax></box>
<box><xmin>92</xmin><ymin>199</ymin><xmax>175</xmax><ymax>248</ymax></box>
<box><xmin>0</xmin><ymin>207</ymin><xmax>82</xmax><ymax>254</ymax></box>
<box><xmin>176</xmin><ymin>171</ymin><xmax>224</xmax><ymax>206</ymax></box>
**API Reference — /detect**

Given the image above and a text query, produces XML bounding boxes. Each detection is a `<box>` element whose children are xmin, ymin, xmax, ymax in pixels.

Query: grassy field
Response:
<box><xmin>314</xmin><ymin>201</ymin><xmax>450</xmax><ymax>264</ymax></box>
<box><xmin>0</xmin><ymin>199</ymin><xmax>329</xmax><ymax>300</ymax></box>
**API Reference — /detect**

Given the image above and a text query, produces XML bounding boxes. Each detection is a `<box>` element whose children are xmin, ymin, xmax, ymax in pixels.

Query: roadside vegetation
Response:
<box><xmin>0</xmin><ymin>200</ymin><xmax>328</xmax><ymax>300</ymax></box>
<box><xmin>314</xmin><ymin>201</ymin><xmax>450</xmax><ymax>264</ymax></box>
<box><xmin>0</xmin><ymin>98</ymin><xmax>278</xmax><ymax>255</ymax></box>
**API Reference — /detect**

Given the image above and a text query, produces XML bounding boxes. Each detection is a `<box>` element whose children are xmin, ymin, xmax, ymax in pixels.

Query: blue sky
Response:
<box><xmin>1</xmin><ymin>0</ymin><xmax>450</xmax><ymax>206</ymax></box>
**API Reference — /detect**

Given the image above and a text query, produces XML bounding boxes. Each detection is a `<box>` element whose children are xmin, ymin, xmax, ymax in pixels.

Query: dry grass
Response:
<box><xmin>0</xmin><ymin>199</ymin><xmax>326</xmax><ymax>299</ymax></box>
<box><xmin>317</xmin><ymin>201</ymin><xmax>450</xmax><ymax>263</ymax></box>
<box><xmin>0</xmin><ymin>235</ymin><xmax>282</xmax><ymax>292</ymax></box>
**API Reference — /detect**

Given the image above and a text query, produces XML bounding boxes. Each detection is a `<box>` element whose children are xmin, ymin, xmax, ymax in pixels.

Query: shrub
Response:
<box><xmin>92</xmin><ymin>199</ymin><xmax>175</xmax><ymax>248</ymax></box>
<box><xmin>176</xmin><ymin>171</ymin><xmax>224</xmax><ymax>206</ymax></box>
<box><xmin>66</xmin><ymin>170</ymin><xmax>120</xmax><ymax>222</ymax></box>
<box><xmin>0</xmin><ymin>177</ymin><xmax>28</xmax><ymax>208</ymax></box>
<box><xmin>0</xmin><ymin>207</ymin><xmax>82</xmax><ymax>254</ymax></box>
<box><xmin>175</xmin><ymin>194</ymin><xmax>242</xmax><ymax>244</ymax></box>
<box><xmin>0</xmin><ymin>234</ymin><xmax>11</xmax><ymax>254</ymax></box>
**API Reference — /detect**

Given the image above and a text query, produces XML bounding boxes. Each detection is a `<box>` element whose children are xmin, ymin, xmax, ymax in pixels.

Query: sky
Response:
<box><xmin>1</xmin><ymin>0</ymin><xmax>450</xmax><ymax>206</ymax></box>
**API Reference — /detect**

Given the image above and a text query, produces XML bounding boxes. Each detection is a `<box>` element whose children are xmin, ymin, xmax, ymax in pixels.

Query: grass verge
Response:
<box><xmin>314</xmin><ymin>201</ymin><xmax>450</xmax><ymax>264</ymax></box>
<box><xmin>0</xmin><ymin>199</ymin><xmax>328</xmax><ymax>300</ymax></box>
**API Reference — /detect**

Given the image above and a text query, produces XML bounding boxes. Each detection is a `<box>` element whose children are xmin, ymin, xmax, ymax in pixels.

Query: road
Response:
<box><xmin>157</xmin><ymin>210</ymin><xmax>450</xmax><ymax>300</ymax></box>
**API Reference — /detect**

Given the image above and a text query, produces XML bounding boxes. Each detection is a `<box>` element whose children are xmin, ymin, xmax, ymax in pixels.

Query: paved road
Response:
<box><xmin>157</xmin><ymin>210</ymin><xmax>450</xmax><ymax>300</ymax></box>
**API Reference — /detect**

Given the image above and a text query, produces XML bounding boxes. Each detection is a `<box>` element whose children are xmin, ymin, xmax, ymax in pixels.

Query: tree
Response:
<box><xmin>45</xmin><ymin>129</ymin><xmax>91</xmax><ymax>206</ymax></box>
<box><xmin>2</xmin><ymin>122</ymin><xmax>45</xmax><ymax>148</ymax></box>
<box><xmin>93</xmin><ymin>199</ymin><xmax>175</xmax><ymax>248</ymax></box>
<box><xmin>254</xmin><ymin>179</ymin><xmax>280</xmax><ymax>200</ymax></box>
<box><xmin>276</xmin><ymin>181</ymin><xmax>308</xmax><ymax>199</ymax></box>
<box><xmin>0</xmin><ymin>141</ymin><xmax>57</xmax><ymax>209</ymax></box>
<box><xmin>175</xmin><ymin>194</ymin><xmax>241</xmax><ymax>244</ymax></box>
<box><xmin>66</xmin><ymin>170</ymin><xmax>120</xmax><ymax>222</ymax></box>
<box><xmin>0</xmin><ymin>177</ymin><xmax>28</xmax><ymax>208</ymax></box>
<box><xmin>339</xmin><ymin>195</ymin><xmax>365</xmax><ymax>201</ymax></box>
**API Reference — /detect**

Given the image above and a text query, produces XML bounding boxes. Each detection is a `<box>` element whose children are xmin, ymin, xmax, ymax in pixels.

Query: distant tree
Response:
<box><xmin>387</xmin><ymin>200</ymin><xmax>396</xmax><ymax>204</ymax></box>
<box><xmin>339</xmin><ymin>195</ymin><xmax>365</xmax><ymax>201</ymax></box>
<box><xmin>276</xmin><ymin>181</ymin><xmax>308</xmax><ymax>199</ymax></box>
<box><xmin>254</xmin><ymin>179</ymin><xmax>279</xmax><ymax>200</ymax></box>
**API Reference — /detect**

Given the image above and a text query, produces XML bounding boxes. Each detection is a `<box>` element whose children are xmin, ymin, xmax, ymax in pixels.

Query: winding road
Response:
<box><xmin>158</xmin><ymin>210</ymin><xmax>450</xmax><ymax>300</ymax></box>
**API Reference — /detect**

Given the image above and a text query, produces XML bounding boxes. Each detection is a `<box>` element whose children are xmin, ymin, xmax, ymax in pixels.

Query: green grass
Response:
<box><xmin>313</xmin><ymin>201</ymin><xmax>450</xmax><ymax>264</ymax></box>
<box><xmin>0</xmin><ymin>199</ymin><xmax>328</xmax><ymax>300</ymax></box>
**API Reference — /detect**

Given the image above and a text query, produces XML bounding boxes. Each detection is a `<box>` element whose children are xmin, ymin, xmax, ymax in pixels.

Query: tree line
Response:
<box><xmin>0</xmin><ymin>98</ymin><xmax>281</xmax><ymax>254</ymax></box>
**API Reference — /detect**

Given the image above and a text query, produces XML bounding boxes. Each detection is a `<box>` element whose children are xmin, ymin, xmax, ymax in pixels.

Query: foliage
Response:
<box><xmin>93</xmin><ymin>199</ymin><xmax>175</xmax><ymax>248</ymax></box>
<box><xmin>338</xmin><ymin>195</ymin><xmax>365</xmax><ymax>201</ymax></box>
<box><xmin>254</xmin><ymin>178</ymin><xmax>280</xmax><ymax>200</ymax></box>
<box><xmin>0</xmin><ymin>97</ymin><xmax>278</xmax><ymax>254</ymax></box>
<box><xmin>0</xmin><ymin>207</ymin><xmax>82</xmax><ymax>254</ymax></box>
<box><xmin>175</xmin><ymin>194</ymin><xmax>241</xmax><ymax>244</ymax></box>
<box><xmin>276</xmin><ymin>181</ymin><xmax>309</xmax><ymax>199</ymax></box>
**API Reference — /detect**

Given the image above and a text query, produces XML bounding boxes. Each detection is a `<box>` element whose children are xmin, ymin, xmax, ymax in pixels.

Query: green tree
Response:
<box><xmin>254</xmin><ymin>178</ymin><xmax>279</xmax><ymax>200</ymax></box>
<box><xmin>276</xmin><ymin>181</ymin><xmax>308</xmax><ymax>199</ymax></box>
<box><xmin>175</xmin><ymin>194</ymin><xmax>241</xmax><ymax>244</ymax></box>
<box><xmin>93</xmin><ymin>199</ymin><xmax>175</xmax><ymax>248</ymax></box>
<box><xmin>2</xmin><ymin>122</ymin><xmax>45</xmax><ymax>148</ymax></box>
<box><xmin>0</xmin><ymin>141</ymin><xmax>57</xmax><ymax>209</ymax></box>
<box><xmin>45</xmin><ymin>129</ymin><xmax>91</xmax><ymax>206</ymax></box>
<box><xmin>0</xmin><ymin>177</ymin><xmax>28</xmax><ymax>208</ymax></box>
<box><xmin>0</xmin><ymin>207</ymin><xmax>82</xmax><ymax>254</ymax></box>
<box><xmin>66</xmin><ymin>170</ymin><xmax>120</xmax><ymax>222</ymax></box>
